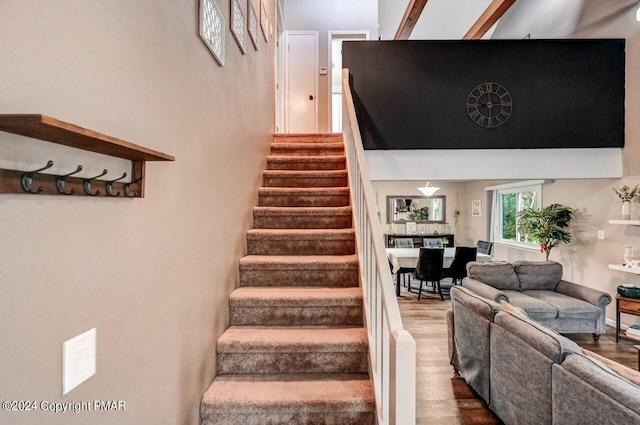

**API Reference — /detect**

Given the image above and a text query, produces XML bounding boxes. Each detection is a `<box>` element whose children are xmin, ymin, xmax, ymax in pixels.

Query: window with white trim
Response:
<box><xmin>489</xmin><ymin>182</ymin><xmax>542</xmax><ymax>249</ymax></box>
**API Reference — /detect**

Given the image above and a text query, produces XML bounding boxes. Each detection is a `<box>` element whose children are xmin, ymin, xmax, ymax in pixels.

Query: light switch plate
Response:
<box><xmin>63</xmin><ymin>328</ymin><xmax>96</xmax><ymax>395</ymax></box>
<box><xmin>597</xmin><ymin>230</ymin><xmax>605</xmax><ymax>240</ymax></box>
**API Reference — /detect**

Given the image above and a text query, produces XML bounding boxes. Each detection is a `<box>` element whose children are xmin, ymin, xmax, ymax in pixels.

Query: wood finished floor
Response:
<box><xmin>396</xmin><ymin>279</ymin><xmax>638</xmax><ymax>425</ymax></box>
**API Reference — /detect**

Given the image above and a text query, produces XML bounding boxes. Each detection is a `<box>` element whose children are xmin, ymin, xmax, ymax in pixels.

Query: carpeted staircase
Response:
<box><xmin>200</xmin><ymin>134</ymin><xmax>375</xmax><ymax>424</ymax></box>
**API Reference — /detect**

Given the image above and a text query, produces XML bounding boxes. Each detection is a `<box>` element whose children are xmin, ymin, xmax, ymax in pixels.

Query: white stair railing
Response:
<box><xmin>342</xmin><ymin>68</ymin><xmax>416</xmax><ymax>425</ymax></box>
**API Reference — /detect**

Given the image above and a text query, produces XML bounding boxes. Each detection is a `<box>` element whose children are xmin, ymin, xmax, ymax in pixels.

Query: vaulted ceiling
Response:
<box><xmin>379</xmin><ymin>0</ymin><xmax>630</xmax><ymax>41</ymax></box>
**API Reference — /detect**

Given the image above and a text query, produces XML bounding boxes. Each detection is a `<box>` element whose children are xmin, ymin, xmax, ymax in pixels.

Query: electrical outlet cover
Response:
<box><xmin>62</xmin><ymin>328</ymin><xmax>96</xmax><ymax>395</ymax></box>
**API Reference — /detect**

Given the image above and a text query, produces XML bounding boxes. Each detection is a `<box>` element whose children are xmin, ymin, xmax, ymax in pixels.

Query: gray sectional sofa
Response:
<box><xmin>462</xmin><ymin>260</ymin><xmax>611</xmax><ymax>338</ymax></box>
<box><xmin>448</xmin><ymin>286</ymin><xmax>640</xmax><ymax>425</ymax></box>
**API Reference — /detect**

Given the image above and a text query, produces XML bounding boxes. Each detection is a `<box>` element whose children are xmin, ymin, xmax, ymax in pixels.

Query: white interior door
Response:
<box><xmin>285</xmin><ymin>31</ymin><xmax>318</xmax><ymax>133</ymax></box>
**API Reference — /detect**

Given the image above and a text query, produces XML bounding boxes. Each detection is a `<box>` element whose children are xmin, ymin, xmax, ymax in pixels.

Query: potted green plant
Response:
<box><xmin>517</xmin><ymin>203</ymin><xmax>574</xmax><ymax>261</ymax></box>
<box><xmin>407</xmin><ymin>206</ymin><xmax>429</xmax><ymax>221</ymax></box>
<box><xmin>614</xmin><ymin>184</ymin><xmax>639</xmax><ymax>220</ymax></box>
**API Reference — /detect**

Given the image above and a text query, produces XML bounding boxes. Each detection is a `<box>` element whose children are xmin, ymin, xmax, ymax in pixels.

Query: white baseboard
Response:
<box><xmin>606</xmin><ymin>317</ymin><xmax>627</xmax><ymax>330</ymax></box>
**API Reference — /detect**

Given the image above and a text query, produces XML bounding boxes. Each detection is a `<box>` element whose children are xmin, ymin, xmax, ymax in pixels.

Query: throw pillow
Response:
<box><xmin>466</xmin><ymin>261</ymin><xmax>519</xmax><ymax>290</ymax></box>
<box><xmin>513</xmin><ymin>260</ymin><xmax>563</xmax><ymax>291</ymax></box>
<box><xmin>499</xmin><ymin>300</ymin><xmax>528</xmax><ymax>317</ymax></box>
<box><xmin>583</xmin><ymin>348</ymin><xmax>640</xmax><ymax>388</ymax></box>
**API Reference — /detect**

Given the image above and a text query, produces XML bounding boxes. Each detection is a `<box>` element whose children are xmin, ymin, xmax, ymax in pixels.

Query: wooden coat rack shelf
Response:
<box><xmin>0</xmin><ymin>114</ymin><xmax>175</xmax><ymax>198</ymax></box>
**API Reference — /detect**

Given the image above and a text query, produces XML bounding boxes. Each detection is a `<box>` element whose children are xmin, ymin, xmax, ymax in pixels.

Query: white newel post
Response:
<box><xmin>389</xmin><ymin>330</ymin><xmax>416</xmax><ymax>425</ymax></box>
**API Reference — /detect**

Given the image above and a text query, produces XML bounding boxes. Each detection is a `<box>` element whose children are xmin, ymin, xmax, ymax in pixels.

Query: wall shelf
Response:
<box><xmin>0</xmin><ymin>114</ymin><xmax>175</xmax><ymax>197</ymax></box>
<box><xmin>608</xmin><ymin>264</ymin><xmax>640</xmax><ymax>275</ymax></box>
<box><xmin>609</xmin><ymin>220</ymin><xmax>640</xmax><ymax>226</ymax></box>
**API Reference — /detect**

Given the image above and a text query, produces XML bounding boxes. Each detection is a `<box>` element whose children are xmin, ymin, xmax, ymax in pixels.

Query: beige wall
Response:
<box><xmin>282</xmin><ymin>0</ymin><xmax>378</xmax><ymax>132</ymax></box>
<box><xmin>0</xmin><ymin>1</ymin><xmax>275</xmax><ymax>424</ymax></box>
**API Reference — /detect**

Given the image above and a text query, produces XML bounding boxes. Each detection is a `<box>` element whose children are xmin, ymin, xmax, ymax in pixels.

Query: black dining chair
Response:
<box><xmin>443</xmin><ymin>246</ymin><xmax>478</xmax><ymax>286</ymax></box>
<box><xmin>412</xmin><ymin>248</ymin><xmax>445</xmax><ymax>301</ymax></box>
<box><xmin>393</xmin><ymin>238</ymin><xmax>415</xmax><ymax>286</ymax></box>
<box><xmin>477</xmin><ymin>240</ymin><xmax>493</xmax><ymax>256</ymax></box>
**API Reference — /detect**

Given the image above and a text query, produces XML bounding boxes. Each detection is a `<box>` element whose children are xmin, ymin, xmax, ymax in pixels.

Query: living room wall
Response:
<box><xmin>0</xmin><ymin>1</ymin><xmax>275</xmax><ymax>424</ymax></box>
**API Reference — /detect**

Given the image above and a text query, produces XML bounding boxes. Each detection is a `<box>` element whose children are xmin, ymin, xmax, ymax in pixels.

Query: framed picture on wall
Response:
<box><xmin>405</xmin><ymin>221</ymin><xmax>417</xmax><ymax>234</ymax></box>
<box><xmin>248</xmin><ymin>0</ymin><xmax>259</xmax><ymax>51</ymax></box>
<box><xmin>472</xmin><ymin>200</ymin><xmax>481</xmax><ymax>217</ymax></box>
<box><xmin>198</xmin><ymin>0</ymin><xmax>225</xmax><ymax>66</ymax></box>
<box><xmin>260</xmin><ymin>0</ymin><xmax>268</xmax><ymax>41</ymax></box>
<box><xmin>230</xmin><ymin>0</ymin><xmax>246</xmax><ymax>54</ymax></box>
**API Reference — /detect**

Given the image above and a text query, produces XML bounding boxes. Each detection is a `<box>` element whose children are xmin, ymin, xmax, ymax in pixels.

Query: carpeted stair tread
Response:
<box><xmin>264</xmin><ymin>170</ymin><xmax>347</xmax><ymax>178</ymax></box>
<box><xmin>238</xmin><ymin>255</ymin><xmax>359</xmax><ymax>287</ymax></box>
<box><xmin>246</xmin><ymin>229</ymin><xmax>355</xmax><ymax>255</ymax></box>
<box><xmin>253</xmin><ymin>206</ymin><xmax>352</xmax><ymax>229</ymax></box>
<box><xmin>201</xmin><ymin>373</ymin><xmax>375</xmax><ymax>421</ymax></box>
<box><xmin>229</xmin><ymin>287</ymin><xmax>364</xmax><ymax>326</ymax></box>
<box><xmin>254</xmin><ymin>206</ymin><xmax>352</xmax><ymax>215</ymax></box>
<box><xmin>270</xmin><ymin>142</ymin><xmax>345</xmax><ymax>157</ymax></box>
<box><xmin>218</xmin><ymin>327</ymin><xmax>368</xmax><ymax>353</ymax></box>
<box><xmin>267</xmin><ymin>155</ymin><xmax>345</xmax><ymax>163</ymax></box>
<box><xmin>266</xmin><ymin>155</ymin><xmax>346</xmax><ymax>170</ymax></box>
<box><xmin>239</xmin><ymin>254</ymin><xmax>358</xmax><ymax>270</ymax></box>
<box><xmin>247</xmin><ymin>228</ymin><xmax>355</xmax><ymax>240</ymax></box>
<box><xmin>258</xmin><ymin>187</ymin><xmax>350</xmax><ymax>207</ymax></box>
<box><xmin>270</xmin><ymin>142</ymin><xmax>344</xmax><ymax>151</ymax></box>
<box><xmin>259</xmin><ymin>187</ymin><xmax>349</xmax><ymax>196</ymax></box>
<box><xmin>230</xmin><ymin>287</ymin><xmax>363</xmax><ymax>307</ymax></box>
<box><xmin>274</xmin><ymin>133</ymin><xmax>343</xmax><ymax>143</ymax></box>
<box><xmin>263</xmin><ymin>170</ymin><xmax>347</xmax><ymax>188</ymax></box>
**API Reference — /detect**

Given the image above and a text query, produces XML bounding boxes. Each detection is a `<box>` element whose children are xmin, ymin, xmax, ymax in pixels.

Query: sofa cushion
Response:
<box><xmin>521</xmin><ymin>290</ymin><xmax>601</xmax><ymax>320</ymax></box>
<box><xmin>552</xmin><ymin>360</ymin><xmax>640</xmax><ymax>425</ymax></box>
<box><xmin>493</xmin><ymin>310</ymin><xmax>582</xmax><ymax>363</ymax></box>
<box><xmin>450</xmin><ymin>286</ymin><xmax>501</xmax><ymax>403</ymax></box>
<box><xmin>560</xmin><ymin>353</ymin><xmax>640</xmax><ymax>411</ymax></box>
<box><xmin>504</xmin><ymin>290</ymin><xmax>558</xmax><ymax>320</ymax></box>
<box><xmin>467</xmin><ymin>261</ymin><xmax>519</xmax><ymax>290</ymax></box>
<box><xmin>583</xmin><ymin>349</ymin><xmax>640</xmax><ymax>388</ymax></box>
<box><xmin>513</xmin><ymin>260</ymin><xmax>563</xmax><ymax>291</ymax></box>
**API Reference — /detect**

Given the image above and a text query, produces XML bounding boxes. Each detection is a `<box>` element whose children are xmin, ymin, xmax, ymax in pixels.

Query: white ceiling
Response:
<box><xmin>378</xmin><ymin>0</ymin><xmax>596</xmax><ymax>41</ymax></box>
<box><xmin>378</xmin><ymin>0</ymin><xmax>494</xmax><ymax>40</ymax></box>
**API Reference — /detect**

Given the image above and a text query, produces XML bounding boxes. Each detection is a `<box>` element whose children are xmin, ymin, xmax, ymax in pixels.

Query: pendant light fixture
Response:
<box><xmin>417</xmin><ymin>181</ymin><xmax>440</xmax><ymax>196</ymax></box>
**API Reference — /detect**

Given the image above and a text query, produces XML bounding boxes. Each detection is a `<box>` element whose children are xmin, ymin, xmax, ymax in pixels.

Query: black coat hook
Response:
<box><xmin>21</xmin><ymin>160</ymin><xmax>54</xmax><ymax>194</ymax></box>
<box><xmin>106</xmin><ymin>172</ymin><xmax>127</xmax><ymax>197</ymax></box>
<box><xmin>124</xmin><ymin>173</ymin><xmax>143</xmax><ymax>198</ymax></box>
<box><xmin>83</xmin><ymin>169</ymin><xmax>108</xmax><ymax>196</ymax></box>
<box><xmin>55</xmin><ymin>165</ymin><xmax>83</xmax><ymax>195</ymax></box>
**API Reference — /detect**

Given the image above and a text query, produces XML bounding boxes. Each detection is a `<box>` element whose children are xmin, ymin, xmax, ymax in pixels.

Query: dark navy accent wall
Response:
<box><xmin>342</xmin><ymin>39</ymin><xmax>625</xmax><ymax>150</ymax></box>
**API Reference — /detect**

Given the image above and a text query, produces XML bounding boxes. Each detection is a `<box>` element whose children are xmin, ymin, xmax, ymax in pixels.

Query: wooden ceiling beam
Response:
<box><xmin>463</xmin><ymin>0</ymin><xmax>517</xmax><ymax>40</ymax></box>
<box><xmin>394</xmin><ymin>0</ymin><xmax>429</xmax><ymax>40</ymax></box>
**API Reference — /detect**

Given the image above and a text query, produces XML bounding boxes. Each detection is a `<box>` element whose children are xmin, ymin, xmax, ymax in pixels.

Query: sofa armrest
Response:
<box><xmin>462</xmin><ymin>278</ymin><xmax>509</xmax><ymax>303</ymax></box>
<box><xmin>555</xmin><ymin>280</ymin><xmax>612</xmax><ymax>308</ymax></box>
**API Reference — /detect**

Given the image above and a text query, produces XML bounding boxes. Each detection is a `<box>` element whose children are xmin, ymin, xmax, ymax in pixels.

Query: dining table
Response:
<box><xmin>386</xmin><ymin>247</ymin><xmax>493</xmax><ymax>296</ymax></box>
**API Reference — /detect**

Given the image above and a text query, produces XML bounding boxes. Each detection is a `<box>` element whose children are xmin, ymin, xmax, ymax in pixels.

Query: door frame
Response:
<box><xmin>284</xmin><ymin>30</ymin><xmax>319</xmax><ymax>133</ymax></box>
<box><xmin>327</xmin><ymin>30</ymin><xmax>370</xmax><ymax>133</ymax></box>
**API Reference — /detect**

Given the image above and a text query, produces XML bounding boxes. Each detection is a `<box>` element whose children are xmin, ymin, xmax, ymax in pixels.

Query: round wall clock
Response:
<box><xmin>466</xmin><ymin>82</ymin><xmax>512</xmax><ymax>128</ymax></box>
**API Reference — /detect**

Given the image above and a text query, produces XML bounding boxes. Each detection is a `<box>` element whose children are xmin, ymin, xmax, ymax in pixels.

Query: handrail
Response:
<box><xmin>342</xmin><ymin>68</ymin><xmax>416</xmax><ymax>425</ymax></box>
